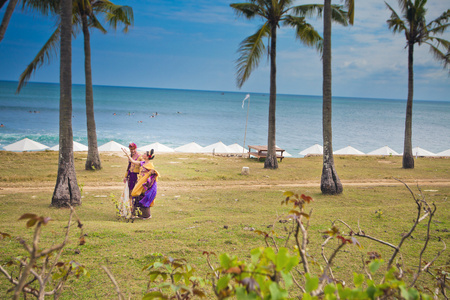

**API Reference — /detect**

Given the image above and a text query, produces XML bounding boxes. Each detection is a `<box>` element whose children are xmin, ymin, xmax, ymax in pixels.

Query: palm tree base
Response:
<box><xmin>264</xmin><ymin>155</ymin><xmax>279</xmax><ymax>169</ymax></box>
<box><xmin>52</xmin><ymin>166</ymin><xmax>82</xmax><ymax>207</ymax></box>
<box><xmin>85</xmin><ymin>157</ymin><xmax>102</xmax><ymax>171</ymax></box>
<box><xmin>402</xmin><ymin>154</ymin><xmax>414</xmax><ymax>169</ymax></box>
<box><xmin>320</xmin><ymin>164</ymin><xmax>343</xmax><ymax>195</ymax></box>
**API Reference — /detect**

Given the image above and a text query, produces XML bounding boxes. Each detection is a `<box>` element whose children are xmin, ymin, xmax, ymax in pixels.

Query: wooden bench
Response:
<box><xmin>248</xmin><ymin>145</ymin><xmax>285</xmax><ymax>162</ymax></box>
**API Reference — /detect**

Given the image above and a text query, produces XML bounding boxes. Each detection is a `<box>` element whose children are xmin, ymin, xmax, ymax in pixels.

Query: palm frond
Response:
<box><xmin>20</xmin><ymin>0</ymin><xmax>59</xmax><ymax>15</ymax></box>
<box><xmin>427</xmin><ymin>9</ymin><xmax>449</xmax><ymax>27</ymax></box>
<box><xmin>385</xmin><ymin>1</ymin><xmax>406</xmax><ymax>33</ymax></box>
<box><xmin>235</xmin><ymin>23</ymin><xmax>270</xmax><ymax>88</ymax></box>
<box><xmin>284</xmin><ymin>15</ymin><xmax>322</xmax><ymax>51</ymax></box>
<box><xmin>330</xmin><ymin>5</ymin><xmax>348</xmax><ymax>26</ymax></box>
<box><xmin>89</xmin><ymin>13</ymin><xmax>107</xmax><ymax>34</ymax></box>
<box><xmin>427</xmin><ymin>23</ymin><xmax>450</xmax><ymax>35</ymax></box>
<box><xmin>17</xmin><ymin>26</ymin><xmax>60</xmax><ymax>93</ymax></box>
<box><xmin>290</xmin><ymin>4</ymin><xmax>323</xmax><ymax>18</ymax></box>
<box><xmin>343</xmin><ymin>0</ymin><xmax>354</xmax><ymax>25</ymax></box>
<box><xmin>101</xmin><ymin>4</ymin><xmax>134</xmax><ymax>33</ymax></box>
<box><xmin>424</xmin><ymin>40</ymin><xmax>450</xmax><ymax>71</ymax></box>
<box><xmin>230</xmin><ymin>2</ymin><xmax>266</xmax><ymax>19</ymax></box>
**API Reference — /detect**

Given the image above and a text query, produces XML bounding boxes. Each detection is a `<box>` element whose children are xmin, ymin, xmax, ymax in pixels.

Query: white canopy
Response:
<box><xmin>436</xmin><ymin>149</ymin><xmax>450</xmax><ymax>157</ymax></box>
<box><xmin>367</xmin><ymin>146</ymin><xmax>400</xmax><ymax>156</ymax></box>
<box><xmin>299</xmin><ymin>144</ymin><xmax>323</xmax><ymax>156</ymax></box>
<box><xmin>334</xmin><ymin>146</ymin><xmax>365</xmax><ymax>155</ymax></box>
<box><xmin>49</xmin><ymin>141</ymin><xmax>88</xmax><ymax>152</ymax></box>
<box><xmin>412</xmin><ymin>147</ymin><xmax>435</xmax><ymax>157</ymax></box>
<box><xmin>227</xmin><ymin>143</ymin><xmax>248</xmax><ymax>154</ymax></box>
<box><xmin>203</xmin><ymin>141</ymin><xmax>233</xmax><ymax>153</ymax></box>
<box><xmin>3</xmin><ymin>138</ymin><xmax>49</xmax><ymax>152</ymax></box>
<box><xmin>98</xmin><ymin>140</ymin><xmax>127</xmax><ymax>152</ymax></box>
<box><xmin>174</xmin><ymin>142</ymin><xmax>205</xmax><ymax>153</ymax></box>
<box><xmin>137</xmin><ymin>142</ymin><xmax>175</xmax><ymax>153</ymax></box>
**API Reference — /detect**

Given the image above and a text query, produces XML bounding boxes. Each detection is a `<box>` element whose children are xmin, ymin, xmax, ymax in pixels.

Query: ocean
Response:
<box><xmin>0</xmin><ymin>80</ymin><xmax>449</xmax><ymax>157</ymax></box>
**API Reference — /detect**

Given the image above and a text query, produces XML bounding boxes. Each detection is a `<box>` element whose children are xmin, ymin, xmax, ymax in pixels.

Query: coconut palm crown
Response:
<box><xmin>231</xmin><ymin>0</ymin><xmax>348</xmax><ymax>169</ymax></box>
<box><xmin>385</xmin><ymin>0</ymin><xmax>449</xmax><ymax>169</ymax></box>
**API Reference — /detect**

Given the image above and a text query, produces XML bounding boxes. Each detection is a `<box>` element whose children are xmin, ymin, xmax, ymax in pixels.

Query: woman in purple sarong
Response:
<box><xmin>123</xmin><ymin>142</ymin><xmax>142</xmax><ymax>196</ymax></box>
<box><xmin>123</xmin><ymin>148</ymin><xmax>159</xmax><ymax>219</ymax></box>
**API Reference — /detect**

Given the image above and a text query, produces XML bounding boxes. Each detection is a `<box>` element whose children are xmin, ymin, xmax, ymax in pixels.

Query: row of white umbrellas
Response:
<box><xmin>299</xmin><ymin>144</ymin><xmax>450</xmax><ymax>157</ymax></box>
<box><xmin>2</xmin><ymin>138</ymin><xmax>450</xmax><ymax>157</ymax></box>
<box><xmin>1</xmin><ymin>138</ymin><xmax>250</xmax><ymax>154</ymax></box>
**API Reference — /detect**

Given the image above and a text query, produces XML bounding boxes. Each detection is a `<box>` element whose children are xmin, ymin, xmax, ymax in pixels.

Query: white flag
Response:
<box><xmin>242</xmin><ymin>94</ymin><xmax>250</xmax><ymax>109</ymax></box>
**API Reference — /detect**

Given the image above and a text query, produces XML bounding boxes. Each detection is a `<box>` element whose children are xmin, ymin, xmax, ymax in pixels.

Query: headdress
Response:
<box><xmin>129</xmin><ymin>142</ymin><xmax>137</xmax><ymax>149</ymax></box>
<box><xmin>146</xmin><ymin>149</ymin><xmax>155</xmax><ymax>160</ymax></box>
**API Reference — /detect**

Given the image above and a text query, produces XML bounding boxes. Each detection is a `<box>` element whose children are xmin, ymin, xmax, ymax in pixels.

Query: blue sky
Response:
<box><xmin>0</xmin><ymin>0</ymin><xmax>449</xmax><ymax>101</ymax></box>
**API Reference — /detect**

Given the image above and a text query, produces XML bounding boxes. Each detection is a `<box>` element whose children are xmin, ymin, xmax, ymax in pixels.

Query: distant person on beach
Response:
<box><xmin>122</xmin><ymin>148</ymin><xmax>159</xmax><ymax>220</ymax></box>
<box><xmin>123</xmin><ymin>143</ymin><xmax>142</xmax><ymax>197</ymax></box>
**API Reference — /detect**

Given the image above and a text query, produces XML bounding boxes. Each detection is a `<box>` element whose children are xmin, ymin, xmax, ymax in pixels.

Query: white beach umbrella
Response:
<box><xmin>49</xmin><ymin>141</ymin><xmax>88</xmax><ymax>152</ymax></box>
<box><xmin>138</xmin><ymin>142</ymin><xmax>175</xmax><ymax>153</ymax></box>
<box><xmin>367</xmin><ymin>146</ymin><xmax>400</xmax><ymax>156</ymax></box>
<box><xmin>299</xmin><ymin>144</ymin><xmax>323</xmax><ymax>156</ymax></box>
<box><xmin>174</xmin><ymin>142</ymin><xmax>204</xmax><ymax>153</ymax></box>
<box><xmin>283</xmin><ymin>151</ymin><xmax>292</xmax><ymax>157</ymax></box>
<box><xmin>227</xmin><ymin>143</ymin><xmax>248</xmax><ymax>153</ymax></box>
<box><xmin>3</xmin><ymin>138</ymin><xmax>49</xmax><ymax>152</ymax></box>
<box><xmin>98</xmin><ymin>140</ymin><xmax>127</xmax><ymax>152</ymax></box>
<box><xmin>436</xmin><ymin>149</ymin><xmax>450</xmax><ymax>157</ymax></box>
<box><xmin>203</xmin><ymin>141</ymin><xmax>233</xmax><ymax>153</ymax></box>
<box><xmin>412</xmin><ymin>147</ymin><xmax>435</xmax><ymax>157</ymax></box>
<box><xmin>334</xmin><ymin>146</ymin><xmax>365</xmax><ymax>155</ymax></box>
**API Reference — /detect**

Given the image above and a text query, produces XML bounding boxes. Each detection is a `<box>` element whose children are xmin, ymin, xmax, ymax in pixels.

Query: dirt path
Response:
<box><xmin>1</xmin><ymin>179</ymin><xmax>449</xmax><ymax>195</ymax></box>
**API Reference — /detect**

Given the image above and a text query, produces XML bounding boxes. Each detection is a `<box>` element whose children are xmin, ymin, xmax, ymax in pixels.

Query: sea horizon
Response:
<box><xmin>3</xmin><ymin>79</ymin><xmax>449</xmax><ymax>104</ymax></box>
<box><xmin>1</xmin><ymin>80</ymin><xmax>449</xmax><ymax>157</ymax></box>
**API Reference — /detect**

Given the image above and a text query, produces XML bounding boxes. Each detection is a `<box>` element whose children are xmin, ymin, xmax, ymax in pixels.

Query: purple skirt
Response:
<box><xmin>139</xmin><ymin>181</ymin><xmax>157</xmax><ymax>208</ymax></box>
<box><xmin>127</xmin><ymin>172</ymin><xmax>138</xmax><ymax>191</ymax></box>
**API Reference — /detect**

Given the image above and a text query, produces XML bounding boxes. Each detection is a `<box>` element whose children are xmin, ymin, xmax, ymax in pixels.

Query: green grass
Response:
<box><xmin>0</xmin><ymin>152</ymin><xmax>449</xmax><ymax>298</ymax></box>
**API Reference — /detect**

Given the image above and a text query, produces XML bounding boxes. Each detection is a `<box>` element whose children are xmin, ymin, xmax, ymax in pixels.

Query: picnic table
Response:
<box><xmin>248</xmin><ymin>145</ymin><xmax>285</xmax><ymax>162</ymax></box>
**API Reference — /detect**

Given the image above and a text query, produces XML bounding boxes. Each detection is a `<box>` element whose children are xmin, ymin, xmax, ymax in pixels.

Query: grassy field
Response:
<box><xmin>0</xmin><ymin>151</ymin><xmax>449</xmax><ymax>299</ymax></box>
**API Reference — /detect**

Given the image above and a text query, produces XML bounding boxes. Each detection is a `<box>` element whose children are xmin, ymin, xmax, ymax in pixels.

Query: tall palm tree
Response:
<box><xmin>230</xmin><ymin>0</ymin><xmax>330</xmax><ymax>169</ymax></box>
<box><xmin>0</xmin><ymin>0</ymin><xmax>19</xmax><ymax>43</ymax></box>
<box><xmin>385</xmin><ymin>0</ymin><xmax>449</xmax><ymax>169</ymax></box>
<box><xmin>16</xmin><ymin>0</ymin><xmax>133</xmax><ymax>171</ymax></box>
<box><xmin>75</xmin><ymin>0</ymin><xmax>133</xmax><ymax>170</ymax></box>
<box><xmin>320</xmin><ymin>0</ymin><xmax>353</xmax><ymax>195</ymax></box>
<box><xmin>51</xmin><ymin>0</ymin><xmax>81</xmax><ymax>208</ymax></box>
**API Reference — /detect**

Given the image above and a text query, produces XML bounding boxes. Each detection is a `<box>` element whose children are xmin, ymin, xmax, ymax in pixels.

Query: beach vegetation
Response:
<box><xmin>230</xmin><ymin>0</ymin><xmax>327</xmax><ymax>170</ymax></box>
<box><xmin>0</xmin><ymin>152</ymin><xmax>449</xmax><ymax>298</ymax></box>
<box><xmin>321</xmin><ymin>0</ymin><xmax>353</xmax><ymax>196</ymax></box>
<box><xmin>385</xmin><ymin>0</ymin><xmax>450</xmax><ymax>169</ymax></box>
<box><xmin>15</xmin><ymin>0</ymin><xmax>134</xmax><ymax>172</ymax></box>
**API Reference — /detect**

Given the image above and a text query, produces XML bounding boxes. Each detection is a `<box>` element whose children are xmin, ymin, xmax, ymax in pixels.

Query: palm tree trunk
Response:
<box><xmin>52</xmin><ymin>0</ymin><xmax>81</xmax><ymax>207</ymax></box>
<box><xmin>0</xmin><ymin>0</ymin><xmax>18</xmax><ymax>43</ymax></box>
<box><xmin>321</xmin><ymin>0</ymin><xmax>342</xmax><ymax>195</ymax></box>
<box><xmin>402</xmin><ymin>42</ymin><xmax>414</xmax><ymax>169</ymax></box>
<box><xmin>264</xmin><ymin>23</ymin><xmax>278</xmax><ymax>170</ymax></box>
<box><xmin>82</xmin><ymin>13</ymin><xmax>102</xmax><ymax>171</ymax></box>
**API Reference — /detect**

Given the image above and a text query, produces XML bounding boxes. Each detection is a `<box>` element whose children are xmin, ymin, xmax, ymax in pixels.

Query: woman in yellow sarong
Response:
<box><xmin>122</xmin><ymin>148</ymin><xmax>160</xmax><ymax>219</ymax></box>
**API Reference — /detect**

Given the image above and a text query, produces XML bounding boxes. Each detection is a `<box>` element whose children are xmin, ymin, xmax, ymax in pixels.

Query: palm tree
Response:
<box><xmin>230</xmin><ymin>0</ymin><xmax>327</xmax><ymax>169</ymax></box>
<box><xmin>320</xmin><ymin>0</ymin><xmax>353</xmax><ymax>195</ymax></box>
<box><xmin>385</xmin><ymin>0</ymin><xmax>449</xmax><ymax>169</ymax></box>
<box><xmin>51</xmin><ymin>0</ymin><xmax>81</xmax><ymax>208</ymax></box>
<box><xmin>16</xmin><ymin>0</ymin><xmax>133</xmax><ymax>171</ymax></box>
<box><xmin>75</xmin><ymin>0</ymin><xmax>133</xmax><ymax>170</ymax></box>
<box><xmin>0</xmin><ymin>0</ymin><xmax>19</xmax><ymax>43</ymax></box>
